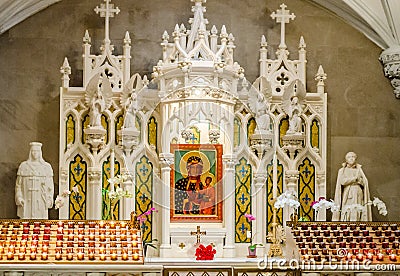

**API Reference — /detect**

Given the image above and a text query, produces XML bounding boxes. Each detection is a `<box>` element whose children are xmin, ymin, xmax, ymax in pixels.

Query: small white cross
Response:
<box><xmin>94</xmin><ymin>0</ymin><xmax>120</xmax><ymax>43</ymax></box>
<box><xmin>271</xmin><ymin>4</ymin><xmax>295</xmax><ymax>49</ymax></box>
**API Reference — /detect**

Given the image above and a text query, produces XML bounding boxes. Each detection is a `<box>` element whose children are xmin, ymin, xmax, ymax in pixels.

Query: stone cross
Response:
<box><xmin>190</xmin><ymin>225</ymin><xmax>206</xmax><ymax>243</ymax></box>
<box><xmin>271</xmin><ymin>3</ymin><xmax>295</xmax><ymax>49</ymax></box>
<box><xmin>94</xmin><ymin>0</ymin><xmax>120</xmax><ymax>43</ymax></box>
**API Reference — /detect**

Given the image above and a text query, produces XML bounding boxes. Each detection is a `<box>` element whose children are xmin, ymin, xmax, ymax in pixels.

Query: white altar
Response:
<box><xmin>57</xmin><ymin>0</ymin><xmax>327</xmax><ymax>261</ymax></box>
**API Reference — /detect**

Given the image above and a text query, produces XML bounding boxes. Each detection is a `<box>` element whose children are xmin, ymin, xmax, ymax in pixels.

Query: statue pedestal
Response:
<box><xmin>84</xmin><ymin>127</ymin><xmax>106</xmax><ymax>151</ymax></box>
<box><xmin>282</xmin><ymin>133</ymin><xmax>305</xmax><ymax>159</ymax></box>
<box><xmin>118</xmin><ymin>127</ymin><xmax>140</xmax><ymax>154</ymax></box>
<box><xmin>250</xmin><ymin>131</ymin><xmax>273</xmax><ymax>158</ymax></box>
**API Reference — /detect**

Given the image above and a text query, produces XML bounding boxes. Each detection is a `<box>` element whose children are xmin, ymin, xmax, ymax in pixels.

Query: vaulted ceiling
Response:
<box><xmin>0</xmin><ymin>0</ymin><xmax>398</xmax><ymax>51</ymax></box>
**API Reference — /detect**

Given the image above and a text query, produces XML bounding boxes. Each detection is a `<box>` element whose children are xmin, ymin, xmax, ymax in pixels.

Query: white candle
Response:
<box><xmin>273</xmin><ymin>150</ymin><xmax>278</xmax><ymax>199</ymax></box>
<box><xmin>110</xmin><ymin>148</ymin><xmax>115</xmax><ymax>191</ymax></box>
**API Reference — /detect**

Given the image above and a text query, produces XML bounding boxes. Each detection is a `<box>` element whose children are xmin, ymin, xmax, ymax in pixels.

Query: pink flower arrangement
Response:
<box><xmin>137</xmin><ymin>207</ymin><xmax>158</xmax><ymax>224</ymax></box>
<box><xmin>244</xmin><ymin>213</ymin><xmax>256</xmax><ymax>221</ymax></box>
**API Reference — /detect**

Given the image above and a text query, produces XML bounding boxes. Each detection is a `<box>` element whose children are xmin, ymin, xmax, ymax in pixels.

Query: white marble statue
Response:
<box><xmin>123</xmin><ymin>92</ymin><xmax>138</xmax><ymax>130</ymax></box>
<box><xmin>287</xmin><ymin>96</ymin><xmax>303</xmax><ymax>134</ymax></box>
<box><xmin>249</xmin><ymin>94</ymin><xmax>270</xmax><ymax>132</ymax></box>
<box><xmin>85</xmin><ymin>74</ymin><xmax>112</xmax><ymax>129</ymax></box>
<box><xmin>332</xmin><ymin>152</ymin><xmax>372</xmax><ymax>221</ymax></box>
<box><xmin>15</xmin><ymin>142</ymin><xmax>54</xmax><ymax>219</ymax></box>
<box><xmin>89</xmin><ymin>89</ymin><xmax>106</xmax><ymax>128</ymax></box>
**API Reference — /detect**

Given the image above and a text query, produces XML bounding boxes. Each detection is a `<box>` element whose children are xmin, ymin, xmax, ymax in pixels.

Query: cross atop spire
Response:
<box><xmin>271</xmin><ymin>4</ymin><xmax>295</xmax><ymax>49</ymax></box>
<box><xmin>94</xmin><ymin>0</ymin><xmax>120</xmax><ymax>45</ymax></box>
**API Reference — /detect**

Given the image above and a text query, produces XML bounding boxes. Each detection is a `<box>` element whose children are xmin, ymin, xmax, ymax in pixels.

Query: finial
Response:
<box><xmin>60</xmin><ymin>57</ymin><xmax>71</xmax><ymax>75</ymax></box>
<box><xmin>228</xmin><ymin>33</ymin><xmax>235</xmax><ymax>44</ymax></box>
<box><xmin>271</xmin><ymin>3</ymin><xmax>295</xmax><ymax>49</ymax></box>
<box><xmin>220</xmin><ymin>25</ymin><xmax>228</xmax><ymax>37</ymax></box>
<box><xmin>211</xmin><ymin>25</ymin><xmax>218</xmax><ymax>35</ymax></box>
<box><xmin>261</xmin><ymin>35</ymin><xmax>267</xmax><ymax>47</ymax></box>
<box><xmin>299</xmin><ymin>36</ymin><xmax>306</xmax><ymax>49</ymax></box>
<box><xmin>124</xmin><ymin>31</ymin><xmax>131</xmax><ymax>45</ymax></box>
<box><xmin>180</xmin><ymin>23</ymin><xmax>187</xmax><ymax>33</ymax></box>
<box><xmin>173</xmin><ymin>24</ymin><xmax>180</xmax><ymax>37</ymax></box>
<box><xmin>83</xmin><ymin>30</ymin><xmax>91</xmax><ymax>44</ymax></box>
<box><xmin>162</xmin><ymin>30</ymin><xmax>170</xmax><ymax>42</ymax></box>
<box><xmin>315</xmin><ymin>65</ymin><xmax>327</xmax><ymax>93</ymax></box>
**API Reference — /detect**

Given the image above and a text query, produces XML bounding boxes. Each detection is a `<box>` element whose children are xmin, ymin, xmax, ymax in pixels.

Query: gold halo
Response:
<box><xmin>200</xmin><ymin>172</ymin><xmax>215</xmax><ymax>187</ymax></box>
<box><xmin>179</xmin><ymin>151</ymin><xmax>211</xmax><ymax>178</ymax></box>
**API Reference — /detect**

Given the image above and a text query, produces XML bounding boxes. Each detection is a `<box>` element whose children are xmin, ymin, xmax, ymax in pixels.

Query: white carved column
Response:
<box><xmin>58</xmin><ymin>169</ymin><xmax>69</xmax><ymax>219</ymax></box>
<box><xmin>380</xmin><ymin>45</ymin><xmax>400</xmax><ymax>99</ymax></box>
<box><xmin>222</xmin><ymin>154</ymin><xmax>236</xmax><ymax>257</ymax></box>
<box><xmin>120</xmin><ymin>169</ymin><xmax>135</xmax><ymax>220</ymax></box>
<box><xmin>87</xmin><ymin>168</ymin><xmax>102</xmax><ymax>220</ymax></box>
<box><xmin>316</xmin><ymin>172</ymin><xmax>326</xmax><ymax>221</ymax></box>
<box><xmin>253</xmin><ymin>172</ymin><xmax>267</xmax><ymax>254</ymax></box>
<box><xmin>159</xmin><ymin>152</ymin><xmax>174</xmax><ymax>257</ymax></box>
<box><xmin>284</xmin><ymin>170</ymin><xmax>299</xmax><ymax>223</ymax></box>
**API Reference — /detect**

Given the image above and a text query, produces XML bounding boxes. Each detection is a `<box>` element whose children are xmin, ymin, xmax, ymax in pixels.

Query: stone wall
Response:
<box><xmin>0</xmin><ymin>0</ymin><xmax>398</xmax><ymax>220</ymax></box>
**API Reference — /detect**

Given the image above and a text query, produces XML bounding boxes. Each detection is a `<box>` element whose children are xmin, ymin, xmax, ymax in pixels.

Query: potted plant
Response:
<box><xmin>244</xmin><ymin>214</ymin><xmax>262</xmax><ymax>258</ymax></box>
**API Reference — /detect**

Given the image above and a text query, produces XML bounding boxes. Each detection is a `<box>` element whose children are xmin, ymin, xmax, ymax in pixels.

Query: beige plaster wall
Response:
<box><xmin>0</xmin><ymin>0</ymin><xmax>398</xmax><ymax>220</ymax></box>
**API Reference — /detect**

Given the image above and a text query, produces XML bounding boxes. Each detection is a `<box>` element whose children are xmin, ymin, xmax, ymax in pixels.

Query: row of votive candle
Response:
<box><xmin>298</xmin><ymin>223</ymin><xmax>398</xmax><ymax>231</ymax></box>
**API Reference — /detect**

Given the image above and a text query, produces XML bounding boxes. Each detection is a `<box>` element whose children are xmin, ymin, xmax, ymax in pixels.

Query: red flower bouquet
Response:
<box><xmin>195</xmin><ymin>244</ymin><xmax>216</xmax><ymax>260</ymax></box>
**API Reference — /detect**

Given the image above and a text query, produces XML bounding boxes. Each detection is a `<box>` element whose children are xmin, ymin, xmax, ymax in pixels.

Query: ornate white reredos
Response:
<box><xmin>58</xmin><ymin>0</ymin><xmax>329</xmax><ymax>228</ymax></box>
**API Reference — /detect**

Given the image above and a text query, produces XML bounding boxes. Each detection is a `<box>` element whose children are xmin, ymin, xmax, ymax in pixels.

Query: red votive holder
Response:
<box><xmin>376</xmin><ymin>230</ymin><xmax>382</xmax><ymax>236</ymax></box>
<box><xmin>301</xmin><ymin>223</ymin><xmax>308</xmax><ymax>230</ymax></box>
<box><xmin>316</xmin><ymin>236</ymin><xmax>323</xmax><ymax>243</ymax></box>
<box><xmin>44</xmin><ymin>227</ymin><xmax>50</xmax><ymax>234</ymax></box>
<box><xmin>32</xmin><ymin>234</ymin><xmax>39</xmax><ymax>240</ymax></box>
<box><xmin>33</xmin><ymin>227</ymin><xmax>40</xmax><ymax>234</ymax></box>
<box><xmin>389</xmin><ymin>254</ymin><xmax>397</xmax><ymax>262</ymax></box>
<box><xmin>389</xmin><ymin>236</ymin><xmax>395</xmax><ymax>242</ymax></box>
<box><xmin>366</xmin><ymin>236</ymin><xmax>373</xmax><ymax>242</ymax></box>
<box><xmin>311</xmin><ymin>224</ymin><xmax>318</xmax><ymax>230</ymax></box>
<box><xmin>360</xmin><ymin>242</ymin><xmax>366</xmax><ymax>248</ymax></box>
<box><xmin>68</xmin><ymin>222</ymin><xmax>74</xmax><ymax>229</ymax></box>
<box><xmin>57</xmin><ymin>221</ymin><xmax>64</xmax><ymax>228</ymax></box>
<box><xmin>393</xmin><ymin>242</ymin><xmax>399</xmax><ymax>249</ymax></box>
<box><xmin>370</xmin><ymin>242</ymin><xmax>376</xmax><ymax>249</ymax></box>
<box><xmin>43</xmin><ymin>234</ymin><xmax>50</xmax><ymax>240</ymax></box>
<box><xmin>382</xmin><ymin>242</ymin><xmax>389</xmax><ymax>248</ymax></box>
<box><xmin>350</xmin><ymin>224</ymin><xmax>357</xmax><ymax>230</ymax></box>
<box><xmin>330</xmin><ymin>224</ymin><xmax>338</xmax><ymax>230</ymax></box>
<box><xmin>336</xmin><ymin>236</ymin><xmax>343</xmax><ymax>242</ymax></box>
<box><xmin>340</xmin><ymin>224</ymin><xmax>347</xmax><ymax>230</ymax></box>
<box><xmin>321</xmin><ymin>224</ymin><xmax>328</xmax><ymax>230</ymax></box>
<box><xmin>306</xmin><ymin>236</ymin><xmax>312</xmax><ymax>242</ymax></box>
<box><xmin>382</xmin><ymin>224</ymin><xmax>389</xmax><ymax>231</ymax></box>
<box><xmin>359</xmin><ymin>224</ymin><xmax>366</xmax><ymax>230</ymax></box>
<box><xmin>33</xmin><ymin>222</ymin><xmax>40</xmax><ymax>228</ymax></box>
<box><xmin>377</xmin><ymin>253</ymin><xmax>384</xmax><ymax>261</ymax></box>
<box><xmin>323</xmin><ymin>230</ymin><xmax>330</xmax><ymax>237</ymax></box>
<box><xmin>23</xmin><ymin>227</ymin><xmax>29</xmax><ymax>234</ymax></box>
<box><xmin>391</xmin><ymin>224</ymin><xmax>398</xmax><ymax>230</ymax></box>
<box><xmin>353</xmin><ymin>230</ymin><xmax>360</xmax><ymax>236</ymax></box>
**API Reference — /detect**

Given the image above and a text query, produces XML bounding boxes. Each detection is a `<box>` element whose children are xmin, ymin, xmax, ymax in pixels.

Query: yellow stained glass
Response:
<box><xmin>266</xmin><ymin>160</ymin><xmax>283</xmax><ymax>234</ymax></box>
<box><xmin>69</xmin><ymin>155</ymin><xmax>87</xmax><ymax>220</ymax></box>
<box><xmin>279</xmin><ymin>117</ymin><xmax>289</xmax><ymax>147</ymax></box>
<box><xmin>235</xmin><ymin>158</ymin><xmax>252</xmax><ymax>243</ymax></box>
<box><xmin>311</xmin><ymin>119</ymin><xmax>319</xmax><ymax>150</ymax></box>
<box><xmin>234</xmin><ymin>117</ymin><xmax>240</xmax><ymax>148</ymax></box>
<box><xmin>136</xmin><ymin>156</ymin><xmax>153</xmax><ymax>242</ymax></box>
<box><xmin>66</xmin><ymin>114</ymin><xmax>75</xmax><ymax>151</ymax></box>
<box><xmin>247</xmin><ymin>118</ymin><xmax>256</xmax><ymax>145</ymax></box>
<box><xmin>148</xmin><ymin>117</ymin><xmax>157</xmax><ymax>152</ymax></box>
<box><xmin>298</xmin><ymin>158</ymin><xmax>315</xmax><ymax>221</ymax></box>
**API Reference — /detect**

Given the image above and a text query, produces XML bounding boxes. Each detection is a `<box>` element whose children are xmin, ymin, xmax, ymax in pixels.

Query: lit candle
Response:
<box><xmin>366</xmin><ymin>252</ymin><xmax>373</xmax><ymax>260</ymax></box>
<box><xmin>110</xmin><ymin>221</ymin><xmax>115</xmax><ymax>229</ymax></box>
<box><xmin>18</xmin><ymin>252</ymin><xmax>25</xmax><ymax>260</ymax></box>
<box><xmin>122</xmin><ymin>252</ymin><xmax>128</xmax><ymax>261</ymax></box>
<box><xmin>100</xmin><ymin>253</ymin><xmax>106</xmax><ymax>261</ymax></box>
<box><xmin>77</xmin><ymin>251</ymin><xmax>84</xmax><ymax>260</ymax></box>
<box><xmin>356</xmin><ymin>253</ymin><xmax>364</xmax><ymax>261</ymax></box>
<box><xmin>56</xmin><ymin>241</ymin><xmax>62</xmax><ymax>247</ymax></box>
<box><xmin>99</xmin><ymin>221</ymin><xmax>105</xmax><ymax>228</ymax></box>
<box><xmin>42</xmin><ymin>245</ymin><xmax>48</xmax><ymax>253</ymax></box>
<box><xmin>133</xmin><ymin>252</ymin><xmax>139</xmax><ymax>260</ymax></box>
<box><xmin>89</xmin><ymin>234</ymin><xmax>95</xmax><ymax>241</ymax></box>
<box><xmin>111</xmin><ymin>252</ymin><xmax>117</xmax><ymax>260</ymax></box>
<box><xmin>30</xmin><ymin>252</ymin><xmax>36</xmax><ymax>260</ymax></box>
<box><xmin>67</xmin><ymin>253</ymin><xmax>73</xmax><ymax>260</ymax></box>
<box><xmin>89</xmin><ymin>252</ymin><xmax>95</xmax><ymax>260</ymax></box>
<box><xmin>58</xmin><ymin>221</ymin><xmax>64</xmax><ymax>228</ymax></box>
<box><xmin>389</xmin><ymin>254</ymin><xmax>397</xmax><ymax>262</ymax></box>
<box><xmin>120</xmin><ymin>222</ymin><xmax>126</xmax><ymax>228</ymax></box>
<box><xmin>377</xmin><ymin>253</ymin><xmax>384</xmax><ymax>261</ymax></box>
<box><xmin>132</xmin><ymin>240</ymin><xmax>137</xmax><ymax>247</ymax></box>
<box><xmin>44</xmin><ymin>227</ymin><xmax>51</xmax><ymax>234</ymax></box>
<box><xmin>7</xmin><ymin>252</ymin><xmax>14</xmax><ymax>260</ymax></box>
<box><xmin>41</xmin><ymin>252</ymin><xmax>48</xmax><ymax>260</ymax></box>
<box><xmin>19</xmin><ymin>247</ymin><xmax>26</xmax><ymax>253</ymax></box>
<box><xmin>55</xmin><ymin>252</ymin><xmax>62</xmax><ymax>260</ymax></box>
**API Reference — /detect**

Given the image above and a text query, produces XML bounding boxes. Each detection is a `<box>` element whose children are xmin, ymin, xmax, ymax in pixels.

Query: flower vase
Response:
<box><xmin>247</xmin><ymin>246</ymin><xmax>257</xmax><ymax>258</ymax></box>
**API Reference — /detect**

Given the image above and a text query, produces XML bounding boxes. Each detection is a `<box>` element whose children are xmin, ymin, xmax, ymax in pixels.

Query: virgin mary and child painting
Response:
<box><xmin>171</xmin><ymin>144</ymin><xmax>223</xmax><ymax>222</ymax></box>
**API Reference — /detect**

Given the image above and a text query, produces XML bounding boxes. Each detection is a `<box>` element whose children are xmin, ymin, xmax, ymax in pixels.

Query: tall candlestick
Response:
<box><xmin>272</xmin><ymin>150</ymin><xmax>278</xmax><ymax>199</ymax></box>
<box><xmin>110</xmin><ymin>148</ymin><xmax>115</xmax><ymax>191</ymax></box>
